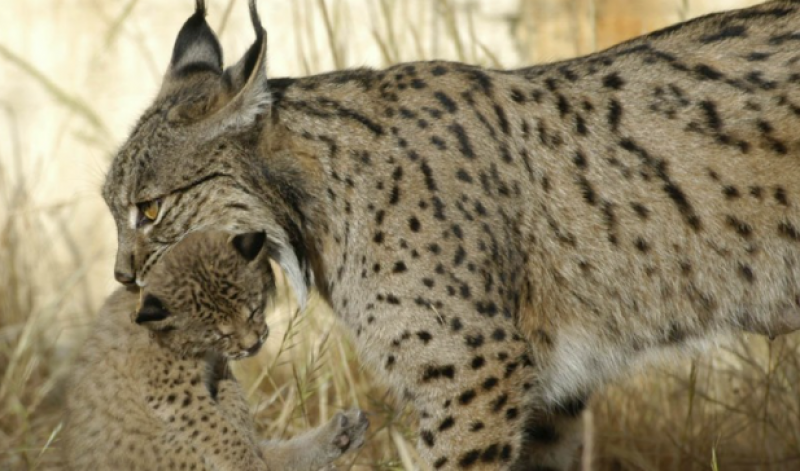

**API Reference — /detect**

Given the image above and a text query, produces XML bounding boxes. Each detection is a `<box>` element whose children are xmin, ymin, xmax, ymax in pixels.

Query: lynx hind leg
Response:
<box><xmin>512</xmin><ymin>397</ymin><xmax>589</xmax><ymax>471</ymax></box>
<box><xmin>260</xmin><ymin>409</ymin><xmax>369</xmax><ymax>471</ymax></box>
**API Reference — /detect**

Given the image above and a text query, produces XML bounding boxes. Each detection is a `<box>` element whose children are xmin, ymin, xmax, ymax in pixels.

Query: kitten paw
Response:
<box><xmin>329</xmin><ymin>409</ymin><xmax>369</xmax><ymax>452</ymax></box>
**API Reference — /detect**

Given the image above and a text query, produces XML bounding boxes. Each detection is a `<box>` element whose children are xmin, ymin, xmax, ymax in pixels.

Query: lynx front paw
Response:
<box><xmin>328</xmin><ymin>409</ymin><xmax>369</xmax><ymax>453</ymax></box>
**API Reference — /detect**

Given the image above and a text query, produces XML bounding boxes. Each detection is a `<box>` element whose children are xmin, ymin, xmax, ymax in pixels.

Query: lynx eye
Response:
<box><xmin>137</xmin><ymin>199</ymin><xmax>161</xmax><ymax>224</ymax></box>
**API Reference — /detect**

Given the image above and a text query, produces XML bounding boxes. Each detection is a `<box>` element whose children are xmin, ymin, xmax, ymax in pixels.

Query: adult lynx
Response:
<box><xmin>103</xmin><ymin>1</ymin><xmax>800</xmax><ymax>468</ymax></box>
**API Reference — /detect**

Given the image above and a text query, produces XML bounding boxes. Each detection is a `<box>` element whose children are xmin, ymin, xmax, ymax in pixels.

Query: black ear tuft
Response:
<box><xmin>232</xmin><ymin>232</ymin><xmax>267</xmax><ymax>262</ymax></box>
<box><xmin>221</xmin><ymin>0</ymin><xmax>267</xmax><ymax>91</ymax></box>
<box><xmin>242</xmin><ymin>0</ymin><xmax>266</xmax><ymax>78</ymax></box>
<box><xmin>170</xmin><ymin>1</ymin><xmax>223</xmax><ymax>77</ymax></box>
<box><xmin>135</xmin><ymin>295</ymin><xmax>170</xmax><ymax>324</ymax></box>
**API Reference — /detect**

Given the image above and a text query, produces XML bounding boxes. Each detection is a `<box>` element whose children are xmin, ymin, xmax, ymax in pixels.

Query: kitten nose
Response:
<box><xmin>115</xmin><ymin>270</ymin><xmax>136</xmax><ymax>285</ymax></box>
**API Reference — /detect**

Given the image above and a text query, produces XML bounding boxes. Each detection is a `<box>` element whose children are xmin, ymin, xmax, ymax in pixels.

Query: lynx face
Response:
<box><xmin>101</xmin><ymin>5</ymin><xmax>307</xmax><ymax>306</ymax></box>
<box><xmin>134</xmin><ymin>231</ymin><xmax>275</xmax><ymax>359</ymax></box>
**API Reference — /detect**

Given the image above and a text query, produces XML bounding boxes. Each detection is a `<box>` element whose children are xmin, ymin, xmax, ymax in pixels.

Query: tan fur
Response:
<box><xmin>62</xmin><ymin>231</ymin><xmax>368</xmax><ymax>470</ymax></box>
<box><xmin>103</xmin><ymin>1</ymin><xmax>800</xmax><ymax>469</ymax></box>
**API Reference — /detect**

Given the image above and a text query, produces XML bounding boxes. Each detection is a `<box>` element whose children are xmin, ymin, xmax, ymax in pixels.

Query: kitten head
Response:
<box><xmin>133</xmin><ymin>231</ymin><xmax>274</xmax><ymax>359</ymax></box>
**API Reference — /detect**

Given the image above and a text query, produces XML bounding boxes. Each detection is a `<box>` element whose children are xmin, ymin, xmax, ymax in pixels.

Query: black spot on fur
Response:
<box><xmin>778</xmin><ymin>221</ymin><xmax>800</xmax><ymax>241</ymax></box>
<box><xmin>439</xmin><ymin>416</ymin><xmax>455</xmax><ymax>431</ymax></box>
<box><xmin>422</xmin><ymin>364</ymin><xmax>456</xmax><ymax>382</ymax></box>
<box><xmin>465</xmin><ymin>334</ymin><xmax>485</xmax><ymax>349</ymax></box>
<box><xmin>506</xmin><ymin>408</ymin><xmax>519</xmax><ymax>421</ymax></box>
<box><xmin>491</xmin><ymin>393</ymin><xmax>509</xmax><ymax>412</ymax></box>
<box><xmin>434</xmin><ymin>91</ymin><xmax>458</xmax><ymax>113</ymax></box>
<box><xmin>602</xmin><ymin>72</ymin><xmax>625</xmax><ymax>90</ymax></box>
<box><xmin>775</xmin><ymin>187</ymin><xmax>789</xmax><ymax>206</ymax></box>
<box><xmin>608</xmin><ymin>99</ymin><xmax>623</xmax><ymax>131</ymax></box>
<box><xmin>459</xmin><ymin>450</ymin><xmax>481</xmax><ymax>467</ymax></box>
<box><xmin>421</xmin><ymin>430</ymin><xmax>435</xmax><ymax>447</ymax></box>
<box><xmin>449</xmin><ymin>123</ymin><xmax>476</xmax><ymax>159</ymax></box>
<box><xmin>722</xmin><ymin>185</ymin><xmax>740</xmax><ymax>199</ymax></box>
<box><xmin>482</xmin><ymin>377</ymin><xmax>499</xmax><ymax>390</ymax></box>
<box><xmin>631</xmin><ymin>202</ymin><xmax>650</xmax><ymax>219</ymax></box>
<box><xmin>739</xmin><ymin>263</ymin><xmax>755</xmax><ymax>283</ymax></box>
<box><xmin>459</xmin><ymin>389</ymin><xmax>477</xmax><ymax>405</ymax></box>
<box><xmin>700</xmin><ymin>25</ymin><xmax>747</xmax><ymax>43</ymax></box>
<box><xmin>694</xmin><ymin>64</ymin><xmax>724</xmax><ymax>80</ymax></box>
<box><xmin>725</xmin><ymin>215</ymin><xmax>753</xmax><ymax>239</ymax></box>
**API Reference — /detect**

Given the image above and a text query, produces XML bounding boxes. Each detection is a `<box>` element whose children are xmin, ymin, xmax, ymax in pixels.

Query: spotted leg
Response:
<box><xmin>352</xmin><ymin>297</ymin><xmax>538</xmax><ymax>470</ymax></box>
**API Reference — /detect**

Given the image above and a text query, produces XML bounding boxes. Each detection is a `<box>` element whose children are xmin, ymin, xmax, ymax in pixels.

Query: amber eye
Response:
<box><xmin>137</xmin><ymin>199</ymin><xmax>161</xmax><ymax>223</ymax></box>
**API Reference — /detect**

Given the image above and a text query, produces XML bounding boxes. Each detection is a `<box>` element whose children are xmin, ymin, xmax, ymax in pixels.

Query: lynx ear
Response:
<box><xmin>212</xmin><ymin>0</ymin><xmax>270</xmax><ymax>131</ymax></box>
<box><xmin>168</xmin><ymin>0</ymin><xmax>223</xmax><ymax>77</ymax></box>
<box><xmin>135</xmin><ymin>294</ymin><xmax>171</xmax><ymax>327</ymax></box>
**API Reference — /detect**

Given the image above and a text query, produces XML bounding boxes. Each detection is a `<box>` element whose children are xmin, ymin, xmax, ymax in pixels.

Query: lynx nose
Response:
<box><xmin>115</xmin><ymin>250</ymin><xmax>137</xmax><ymax>285</ymax></box>
<box><xmin>115</xmin><ymin>270</ymin><xmax>136</xmax><ymax>285</ymax></box>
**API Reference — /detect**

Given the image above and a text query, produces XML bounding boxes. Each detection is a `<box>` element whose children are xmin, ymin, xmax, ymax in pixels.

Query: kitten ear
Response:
<box><xmin>135</xmin><ymin>294</ymin><xmax>171</xmax><ymax>326</ymax></box>
<box><xmin>212</xmin><ymin>0</ymin><xmax>270</xmax><ymax>131</ymax></box>
<box><xmin>168</xmin><ymin>0</ymin><xmax>223</xmax><ymax>77</ymax></box>
<box><xmin>232</xmin><ymin>232</ymin><xmax>267</xmax><ymax>262</ymax></box>
<box><xmin>234</xmin><ymin>230</ymin><xmax>307</xmax><ymax>310</ymax></box>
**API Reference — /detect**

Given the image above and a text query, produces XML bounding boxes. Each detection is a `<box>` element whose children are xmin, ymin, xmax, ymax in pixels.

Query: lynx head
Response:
<box><xmin>102</xmin><ymin>0</ymin><xmax>309</xmax><ymax>308</ymax></box>
<box><xmin>134</xmin><ymin>231</ymin><xmax>274</xmax><ymax>359</ymax></box>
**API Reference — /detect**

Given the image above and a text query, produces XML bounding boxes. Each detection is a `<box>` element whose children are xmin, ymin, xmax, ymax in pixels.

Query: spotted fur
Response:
<box><xmin>62</xmin><ymin>231</ymin><xmax>368</xmax><ymax>470</ymax></box>
<box><xmin>103</xmin><ymin>1</ymin><xmax>800</xmax><ymax>469</ymax></box>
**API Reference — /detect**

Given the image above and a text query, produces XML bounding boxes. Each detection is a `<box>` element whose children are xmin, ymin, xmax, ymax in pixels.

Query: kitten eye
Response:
<box><xmin>137</xmin><ymin>199</ymin><xmax>161</xmax><ymax>224</ymax></box>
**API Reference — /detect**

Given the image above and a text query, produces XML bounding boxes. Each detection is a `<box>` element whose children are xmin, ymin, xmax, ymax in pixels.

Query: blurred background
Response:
<box><xmin>3</xmin><ymin>0</ymin><xmax>800</xmax><ymax>469</ymax></box>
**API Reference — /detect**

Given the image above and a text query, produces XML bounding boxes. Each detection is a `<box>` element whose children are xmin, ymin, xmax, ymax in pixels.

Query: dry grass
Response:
<box><xmin>1</xmin><ymin>0</ymin><xmax>799</xmax><ymax>469</ymax></box>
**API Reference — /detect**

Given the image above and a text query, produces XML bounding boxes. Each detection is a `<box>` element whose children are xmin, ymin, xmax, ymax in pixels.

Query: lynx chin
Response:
<box><xmin>102</xmin><ymin>0</ymin><xmax>800</xmax><ymax>468</ymax></box>
<box><xmin>62</xmin><ymin>231</ymin><xmax>369</xmax><ymax>470</ymax></box>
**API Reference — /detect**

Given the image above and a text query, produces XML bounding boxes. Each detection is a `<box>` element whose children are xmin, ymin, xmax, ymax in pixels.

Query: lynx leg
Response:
<box><xmin>355</xmin><ymin>301</ymin><xmax>538</xmax><ymax>470</ymax></box>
